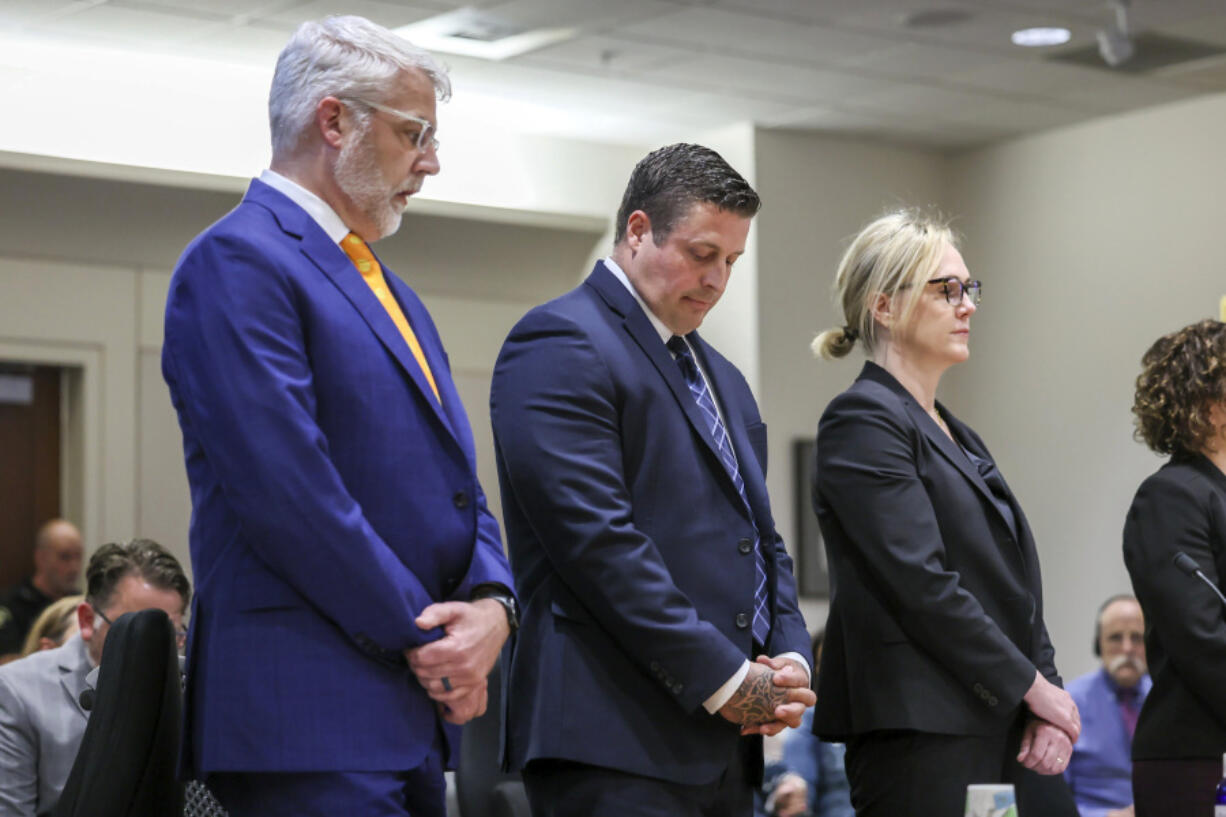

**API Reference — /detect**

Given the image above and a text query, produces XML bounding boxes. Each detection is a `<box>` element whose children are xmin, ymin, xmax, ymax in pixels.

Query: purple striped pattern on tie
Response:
<box><xmin>667</xmin><ymin>336</ymin><xmax>770</xmax><ymax>645</ymax></box>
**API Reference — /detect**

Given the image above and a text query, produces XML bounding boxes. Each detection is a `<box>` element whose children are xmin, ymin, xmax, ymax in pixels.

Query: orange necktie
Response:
<box><xmin>341</xmin><ymin>232</ymin><xmax>440</xmax><ymax>402</ymax></box>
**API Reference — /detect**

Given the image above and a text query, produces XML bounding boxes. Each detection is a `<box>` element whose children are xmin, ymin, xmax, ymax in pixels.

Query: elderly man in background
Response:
<box><xmin>0</xmin><ymin>519</ymin><xmax>84</xmax><ymax>660</ymax></box>
<box><xmin>0</xmin><ymin>539</ymin><xmax>190</xmax><ymax>817</ymax></box>
<box><xmin>162</xmin><ymin>15</ymin><xmax>514</xmax><ymax>817</ymax></box>
<box><xmin>1064</xmin><ymin>595</ymin><xmax>1151</xmax><ymax>817</ymax></box>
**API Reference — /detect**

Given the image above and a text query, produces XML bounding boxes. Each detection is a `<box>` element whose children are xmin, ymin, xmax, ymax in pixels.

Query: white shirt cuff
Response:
<box><xmin>703</xmin><ymin>660</ymin><xmax>750</xmax><ymax>713</ymax></box>
<box><xmin>701</xmin><ymin>652</ymin><xmax>813</xmax><ymax>715</ymax></box>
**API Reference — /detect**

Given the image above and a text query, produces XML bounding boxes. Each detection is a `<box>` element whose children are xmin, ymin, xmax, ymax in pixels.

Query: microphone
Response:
<box><xmin>1173</xmin><ymin>552</ymin><xmax>1226</xmax><ymax>609</ymax></box>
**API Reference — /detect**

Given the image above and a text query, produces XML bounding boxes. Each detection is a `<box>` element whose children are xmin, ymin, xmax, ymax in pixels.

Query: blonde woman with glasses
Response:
<box><xmin>808</xmin><ymin>210</ymin><xmax>1078</xmax><ymax>817</ymax></box>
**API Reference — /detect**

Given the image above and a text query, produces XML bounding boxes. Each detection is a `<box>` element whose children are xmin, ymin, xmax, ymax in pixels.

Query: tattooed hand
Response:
<box><xmin>718</xmin><ymin>660</ymin><xmax>815</xmax><ymax>734</ymax></box>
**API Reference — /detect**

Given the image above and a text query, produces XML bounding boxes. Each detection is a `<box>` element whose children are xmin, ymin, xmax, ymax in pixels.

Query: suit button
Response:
<box><xmin>735</xmin><ymin>612</ymin><xmax>749</xmax><ymax>629</ymax></box>
<box><xmin>973</xmin><ymin>683</ymin><xmax>984</xmax><ymax>694</ymax></box>
<box><xmin>672</xmin><ymin>682</ymin><xmax>684</xmax><ymax>695</ymax></box>
<box><xmin>988</xmin><ymin>696</ymin><xmax>998</xmax><ymax>707</ymax></box>
<box><xmin>453</xmin><ymin>491</ymin><xmax>469</xmax><ymax>509</ymax></box>
<box><xmin>737</xmin><ymin>538</ymin><xmax>752</xmax><ymax>555</ymax></box>
<box><xmin>650</xmin><ymin>661</ymin><xmax>660</xmax><ymax>672</ymax></box>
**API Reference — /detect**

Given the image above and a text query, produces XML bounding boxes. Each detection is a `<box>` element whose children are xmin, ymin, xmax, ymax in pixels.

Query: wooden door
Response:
<box><xmin>0</xmin><ymin>366</ymin><xmax>61</xmax><ymax>589</ymax></box>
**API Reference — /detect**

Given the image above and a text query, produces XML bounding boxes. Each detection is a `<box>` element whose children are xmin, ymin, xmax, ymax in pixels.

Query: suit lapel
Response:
<box><xmin>584</xmin><ymin>266</ymin><xmax>747</xmax><ymax>509</ymax></box>
<box><xmin>383</xmin><ymin>272</ymin><xmax>460</xmax><ymax>440</ymax></box>
<box><xmin>859</xmin><ymin>363</ymin><xmax>1020</xmax><ymax>546</ymax></box>
<box><xmin>57</xmin><ymin>635</ymin><xmax>92</xmax><ymax>718</ymax></box>
<box><xmin>249</xmin><ymin>182</ymin><xmax>458</xmax><ymax>439</ymax></box>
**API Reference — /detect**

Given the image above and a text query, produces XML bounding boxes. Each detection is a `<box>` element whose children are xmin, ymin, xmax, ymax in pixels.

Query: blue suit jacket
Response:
<box><xmin>162</xmin><ymin>179</ymin><xmax>513</xmax><ymax>775</ymax></box>
<box><xmin>490</xmin><ymin>262</ymin><xmax>810</xmax><ymax>785</ymax></box>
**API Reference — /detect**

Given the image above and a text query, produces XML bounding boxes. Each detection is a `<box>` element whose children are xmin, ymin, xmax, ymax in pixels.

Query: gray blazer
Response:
<box><xmin>0</xmin><ymin>634</ymin><xmax>91</xmax><ymax>816</ymax></box>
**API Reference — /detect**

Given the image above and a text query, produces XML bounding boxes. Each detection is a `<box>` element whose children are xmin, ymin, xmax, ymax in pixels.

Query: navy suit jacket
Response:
<box><xmin>162</xmin><ymin>179</ymin><xmax>513</xmax><ymax>775</ymax></box>
<box><xmin>490</xmin><ymin>262</ymin><xmax>810</xmax><ymax>785</ymax></box>
<box><xmin>813</xmin><ymin>363</ymin><xmax>1060</xmax><ymax>740</ymax></box>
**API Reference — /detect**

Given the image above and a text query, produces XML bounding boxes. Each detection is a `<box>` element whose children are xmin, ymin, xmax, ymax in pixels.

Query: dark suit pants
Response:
<box><xmin>844</xmin><ymin>727</ymin><xmax>1078</xmax><ymax>817</ymax></box>
<box><xmin>1133</xmin><ymin>758</ymin><xmax>1220</xmax><ymax>817</ymax></box>
<box><xmin>521</xmin><ymin>740</ymin><xmax>755</xmax><ymax>817</ymax></box>
<box><xmin>208</xmin><ymin>761</ymin><xmax>446</xmax><ymax>817</ymax></box>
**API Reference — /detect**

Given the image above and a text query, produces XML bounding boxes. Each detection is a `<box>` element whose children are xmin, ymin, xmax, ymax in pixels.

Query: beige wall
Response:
<box><xmin>945</xmin><ymin>90</ymin><xmax>1226</xmax><ymax>680</ymax></box>
<box><xmin>754</xmin><ymin>129</ymin><xmax>949</xmax><ymax>629</ymax></box>
<box><xmin>0</xmin><ymin>150</ymin><xmax>619</xmax><ymax>583</ymax></box>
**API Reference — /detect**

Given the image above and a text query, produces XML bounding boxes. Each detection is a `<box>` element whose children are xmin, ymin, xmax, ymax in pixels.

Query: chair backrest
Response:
<box><xmin>51</xmin><ymin>608</ymin><xmax>184</xmax><ymax>817</ymax></box>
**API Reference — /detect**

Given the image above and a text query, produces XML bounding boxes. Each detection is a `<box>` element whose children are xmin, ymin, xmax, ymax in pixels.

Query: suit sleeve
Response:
<box><xmin>162</xmin><ymin>234</ymin><xmax>440</xmax><ymax>652</ymax></box>
<box><xmin>0</xmin><ymin>672</ymin><xmax>37</xmax><ymax>817</ymax></box>
<box><xmin>401</xmin><ymin>306</ymin><xmax>514</xmax><ymax>604</ymax></box>
<box><xmin>491</xmin><ymin>315</ymin><xmax>746</xmax><ymax>712</ymax></box>
<box><xmin>1123</xmin><ymin>472</ymin><xmax>1226</xmax><ymax>725</ymax></box>
<box><xmin>816</xmin><ymin>390</ymin><xmax>1036</xmax><ymax>710</ymax></box>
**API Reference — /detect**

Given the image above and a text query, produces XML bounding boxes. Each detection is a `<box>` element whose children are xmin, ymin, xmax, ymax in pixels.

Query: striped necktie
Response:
<box><xmin>667</xmin><ymin>335</ymin><xmax>771</xmax><ymax>646</ymax></box>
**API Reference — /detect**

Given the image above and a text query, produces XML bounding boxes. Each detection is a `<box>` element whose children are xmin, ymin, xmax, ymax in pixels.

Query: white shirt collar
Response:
<box><xmin>602</xmin><ymin>256</ymin><xmax>673</xmax><ymax>345</ymax></box>
<box><xmin>259</xmin><ymin>169</ymin><xmax>351</xmax><ymax>244</ymax></box>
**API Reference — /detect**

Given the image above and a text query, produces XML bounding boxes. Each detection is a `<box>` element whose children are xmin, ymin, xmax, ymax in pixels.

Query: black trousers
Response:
<box><xmin>521</xmin><ymin>739</ymin><xmax>755</xmax><ymax>817</ymax></box>
<box><xmin>1133</xmin><ymin>757</ymin><xmax>1221</xmax><ymax>817</ymax></box>
<box><xmin>843</xmin><ymin>725</ymin><xmax>1078</xmax><ymax>817</ymax></box>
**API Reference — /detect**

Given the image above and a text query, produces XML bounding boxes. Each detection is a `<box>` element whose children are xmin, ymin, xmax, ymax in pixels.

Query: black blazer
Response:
<box><xmin>1123</xmin><ymin>454</ymin><xmax>1226</xmax><ymax>760</ymax></box>
<box><xmin>813</xmin><ymin>363</ymin><xmax>1060</xmax><ymax>739</ymax></box>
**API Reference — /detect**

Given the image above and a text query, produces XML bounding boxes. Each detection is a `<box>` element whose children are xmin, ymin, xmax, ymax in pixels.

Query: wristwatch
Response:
<box><xmin>472</xmin><ymin>586</ymin><xmax>519</xmax><ymax>633</ymax></box>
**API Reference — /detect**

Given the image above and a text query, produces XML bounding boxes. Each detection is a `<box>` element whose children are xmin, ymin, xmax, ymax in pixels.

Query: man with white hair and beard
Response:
<box><xmin>162</xmin><ymin>15</ymin><xmax>515</xmax><ymax>817</ymax></box>
<box><xmin>1063</xmin><ymin>595</ymin><xmax>1151</xmax><ymax>817</ymax></box>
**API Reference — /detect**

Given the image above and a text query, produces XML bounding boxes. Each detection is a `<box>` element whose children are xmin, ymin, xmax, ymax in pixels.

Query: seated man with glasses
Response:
<box><xmin>0</xmin><ymin>538</ymin><xmax>191</xmax><ymax>817</ymax></box>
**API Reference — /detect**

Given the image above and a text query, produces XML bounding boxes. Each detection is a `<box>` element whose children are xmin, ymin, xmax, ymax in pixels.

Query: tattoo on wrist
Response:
<box><xmin>727</xmin><ymin>669</ymin><xmax>788</xmax><ymax>726</ymax></box>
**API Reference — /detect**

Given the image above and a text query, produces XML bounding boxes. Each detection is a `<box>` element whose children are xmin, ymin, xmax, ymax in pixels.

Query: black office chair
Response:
<box><xmin>454</xmin><ymin>656</ymin><xmax>530</xmax><ymax>817</ymax></box>
<box><xmin>52</xmin><ymin>608</ymin><xmax>184</xmax><ymax>817</ymax></box>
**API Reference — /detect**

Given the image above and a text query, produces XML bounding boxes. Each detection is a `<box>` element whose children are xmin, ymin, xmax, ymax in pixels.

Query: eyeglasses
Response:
<box><xmin>928</xmin><ymin>277</ymin><xmax>982</xmax><ymax>306</ymax></box>
<box><xmin>342</xmin><ymin>97</ymin><xmax>439</xmax><ymax>153</ymax></box>
<box><xmin>91</xmin><ymin>604</ymin><xmax>187</xmax><ymax>649</ymax></box>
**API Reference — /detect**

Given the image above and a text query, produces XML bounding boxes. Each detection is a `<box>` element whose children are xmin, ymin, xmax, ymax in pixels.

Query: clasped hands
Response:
<box><xmin>1017</xmin><ymin>670</ymin><xmax>1081</xmax><ymax>776</ymax></box>
<box><xmin>405</xmin><ymin>598</ymin><xmax>510</xmax><ymax>725</ymax></box>
<box><xmin>719</xmin><ymin>655</ymin><xmax>816</xmax><ymax>737</ymax></box>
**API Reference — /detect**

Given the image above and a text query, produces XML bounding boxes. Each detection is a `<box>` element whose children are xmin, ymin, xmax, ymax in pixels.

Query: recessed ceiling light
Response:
<box><xmin>1012</xmin><ymin>27</ymin><xmax>1072</xmax><ymax>47</ymax></box>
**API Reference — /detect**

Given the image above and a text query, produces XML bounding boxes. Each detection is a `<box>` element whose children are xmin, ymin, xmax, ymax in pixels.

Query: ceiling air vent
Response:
<box><xmin>1048</xmin><ymin>32</ymin><xmax>1226</xmax><ymax>75</ymax></box>
<box><xmin>395</xmin><ymin>8</ymin><xmax>575</xmax><ymax>61</ymax></box>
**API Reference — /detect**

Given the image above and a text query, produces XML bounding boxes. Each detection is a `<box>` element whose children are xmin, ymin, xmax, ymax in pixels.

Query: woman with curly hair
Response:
<box><xmin>1124</xmin><ymin>318</ymin><xmax>1226</xmax><ymax>817</ymax></box>
<box><xmin>809</xmin><ymin>209</ymin><xmax>1078</xmax><ymax>816</ymax></box>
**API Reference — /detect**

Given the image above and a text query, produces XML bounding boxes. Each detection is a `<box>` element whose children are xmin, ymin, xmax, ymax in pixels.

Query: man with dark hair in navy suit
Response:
<box><xmin>162</xmin><ymin>15</ymin><xmax>514</xmax><ymax>817</ymax></box>
<box><xmin>491</xmin><ymin>143</ymin><xmax>815</xmax><ymax>817</ymax></box>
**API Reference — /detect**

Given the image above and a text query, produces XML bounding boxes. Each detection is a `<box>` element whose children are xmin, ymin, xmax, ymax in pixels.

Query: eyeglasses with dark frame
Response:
<box><xmin>340</xmin><ymin>97</ymin><xmax>440</xmax><ymax>153</ymax></box>
<box><xmin>91</xmin><ymin>604</ymin><xmax>187</xmax><ymax>648</ymax></box>
<box><xmin>928</xmin><ymin>277</ymin><xmax>982</xmax><ymax>306</ymax></box>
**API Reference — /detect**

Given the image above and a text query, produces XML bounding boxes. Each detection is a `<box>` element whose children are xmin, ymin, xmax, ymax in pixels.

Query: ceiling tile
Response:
<box><xmin>460</xmin><ymin>0</ymin><xmax>679</xmax><ymax>32</ymax></box>
<box><xmin>842</xmin><ymin>41</ymin><xmax>1001</xmax><ymax>81</ymax></box>
<box><xmin>650</xmin><ymin>54</ymin><xmax>898</xmax><ymax>105</ymax></box>
<box><xmin>27</xmin><ymin>3</ymin><xmax>225</xmax><ymax>47</ymax></box>
<box><xmin>114</xmin><ymin>0</ymin><xmax>306</xmax><ymax>16</ymax></box>
<box><xmin>515</xmin><ymin>33</ymin><xmax>689</xmax><ymax>73</ymax></box>
<box><xmin>254</xmin><ymin>0</ymin><xmax>440</xmax><ymax>30</ymax></box>
<box><xmin>176</xmin><ymin>21</ymin><xmax>296</xmax><ymax>65</ymax></box>
<box><xmin>614</xmin><ymin>5</ymin><xmax>896</xmax><ymax>66</ymax></box>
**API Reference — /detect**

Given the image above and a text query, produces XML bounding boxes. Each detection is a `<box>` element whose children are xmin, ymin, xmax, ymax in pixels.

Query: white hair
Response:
<box><xmin>268</xmin><ymin>15</ymin><xmax>451</xmax><ymax>158</ymax></box>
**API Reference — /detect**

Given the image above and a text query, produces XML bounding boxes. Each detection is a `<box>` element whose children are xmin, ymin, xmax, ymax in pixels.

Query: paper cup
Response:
<box><xmin>964</xmin><ymin>783</ymin><xmax>1017</xmax><ymax>817</ymax></box>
